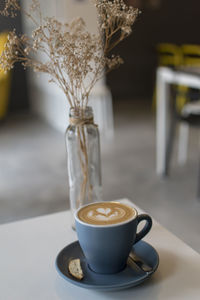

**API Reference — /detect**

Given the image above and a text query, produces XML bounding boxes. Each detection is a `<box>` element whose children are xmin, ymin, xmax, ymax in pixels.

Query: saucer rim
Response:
<box><xmin>55</xmin><ymin>240</ymin><xmax>159</xmax><ymax>291</ymax></box>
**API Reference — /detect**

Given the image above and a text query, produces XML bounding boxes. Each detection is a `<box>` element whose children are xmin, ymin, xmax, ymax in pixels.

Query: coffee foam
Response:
<box><xmin>77</xmin><ymin>202</ymin><xmax>136</xmax><ymax>225</ymax></box>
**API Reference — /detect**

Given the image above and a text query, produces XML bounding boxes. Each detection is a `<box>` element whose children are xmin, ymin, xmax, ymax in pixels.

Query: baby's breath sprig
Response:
<box><xmin>0</xmin><ymin>0</ymin><xmax>139</xmax><ymax>109</ymax></box>
<box><xmin>0</xmin><ymin>0</ymin><xmax>20</xmax><ymax>17</ymax></box>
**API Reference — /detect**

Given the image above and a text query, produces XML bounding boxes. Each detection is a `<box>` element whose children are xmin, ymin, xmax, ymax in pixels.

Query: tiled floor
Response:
<box><xmin>0</xmin><ymin>100</ymin><xmax>200</xmax><ymax>253</ymax></box>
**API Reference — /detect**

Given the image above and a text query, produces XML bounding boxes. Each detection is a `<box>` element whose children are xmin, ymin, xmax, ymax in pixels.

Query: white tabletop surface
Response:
<box><xmin>1</xmin><ymin>199</ymin><xmax>200</xmax><ymax>300</ymax></box>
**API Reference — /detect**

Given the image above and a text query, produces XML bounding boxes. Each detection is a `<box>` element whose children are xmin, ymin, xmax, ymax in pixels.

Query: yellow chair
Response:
<box><xmin>154</xmin><ymin>43</ymin><xmax>187</xmax><ymax>111</ymax></box>
<box><xmin>0</xmin><ymin>32</ymin><xmax>11</xmax><ymax>121</ymax></box>
<box><xmin>157</xmin><ymin>43</ymin><xmax>183</xmax><ymax>66</ymax></box>
<box><xmin>176</xmin><ymin>44</ymin><xmax>200</xmax><ymax>109</ymax></box>
<box><xmin>181</xmin><ymin>44</ymin><xmax>200</xmax><ymax>67</ymax></box>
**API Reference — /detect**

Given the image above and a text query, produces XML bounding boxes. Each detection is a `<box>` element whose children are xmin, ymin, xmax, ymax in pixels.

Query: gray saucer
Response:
<box><xmin>55</xmin><ymin>240</ymin><xmax>159</xmax><ymax>291</ymax></box>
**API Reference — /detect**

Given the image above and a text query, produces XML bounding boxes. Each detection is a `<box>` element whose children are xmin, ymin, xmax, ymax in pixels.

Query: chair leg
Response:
<box><xmin>164</xmin><ymin>85</ymin><xmax>177</xmax><ymax>176</ymax></box>
<box><xmin>197</xmin><ymin>157</ymin><xmax>200</xmax><ymax>200</ymax></box>
<box><xmin>177</xmin><ymin>122</ymin><xmax>189</xmax><ymax>165</ymax></box>
<box><xmin>196</xmin><ymin>136</ymin><xmax>200</xmax><ymax>200</ymax></box>
<box><xmin>165</xmin><ymin>114</ymin><xmax>177</xmax><ymax>176</ymax></box>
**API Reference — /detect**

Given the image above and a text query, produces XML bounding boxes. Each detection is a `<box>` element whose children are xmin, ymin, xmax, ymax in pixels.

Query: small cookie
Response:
<box><xmin>68</xmin><ymin>258</ymin><xmax>84</xmax><ymax>280</ymax></box>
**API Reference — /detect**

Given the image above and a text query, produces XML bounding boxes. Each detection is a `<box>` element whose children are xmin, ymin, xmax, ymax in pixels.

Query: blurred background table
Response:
<box><xmin>1</xmin><ymin>198</ymin><xmax>200</xmax><ymax>300</ymax></box>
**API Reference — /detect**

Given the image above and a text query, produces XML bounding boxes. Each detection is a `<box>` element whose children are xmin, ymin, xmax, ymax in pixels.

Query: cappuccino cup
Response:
<box><xmin>75</xmin><ymin>201</ymin><xmax>152</xmax><ymax>274</ymax></box>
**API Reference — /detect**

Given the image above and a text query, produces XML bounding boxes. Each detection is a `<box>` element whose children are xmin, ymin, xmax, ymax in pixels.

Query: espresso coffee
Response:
<box><xmin>77</xmin><ymin>202</ymin><xmax>136</xmax><ymax>225</ymax></box>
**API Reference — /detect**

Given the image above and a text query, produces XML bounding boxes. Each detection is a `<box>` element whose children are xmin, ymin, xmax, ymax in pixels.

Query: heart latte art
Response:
<box><xmin>77</xmin><ymin>202</ymin><xmax>136</xmax><ymax>225</ymax></box>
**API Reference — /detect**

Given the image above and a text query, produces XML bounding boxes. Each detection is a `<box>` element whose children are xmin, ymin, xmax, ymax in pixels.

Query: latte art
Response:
<box><xmin>87</xmin><ymin>207</ymin><xmax>126</xmax><ymax>222</ymax></box>
<box><xmin>77</xmin><ymin>202</ymin><xmax>136</xmax><ymax>225</ymax></box>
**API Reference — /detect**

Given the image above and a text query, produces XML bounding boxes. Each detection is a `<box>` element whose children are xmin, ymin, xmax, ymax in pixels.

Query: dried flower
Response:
<box><xmin>0</xmin><ymin>0</ymin><xmax>20</xmax><ymax>17</ymax></box>
<box><xmin>0</xmin><ymin>0</ymin><xmax>139</xmax><ymax>109</ymax></box>
<box><xmin>106</xmin><ymin>55</ymin><xmax>124</xmax><ymax>70</ymax></box>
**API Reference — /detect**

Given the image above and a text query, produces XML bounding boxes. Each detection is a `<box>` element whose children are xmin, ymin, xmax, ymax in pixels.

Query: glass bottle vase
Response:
<box><xmin>65</xmin><ymin>106</ymin><xmax>102</xmax><ymax>228</ymax></box>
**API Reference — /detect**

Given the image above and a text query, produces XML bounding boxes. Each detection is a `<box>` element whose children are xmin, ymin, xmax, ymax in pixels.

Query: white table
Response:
<box><xmin>156</xmin><ymin>66</ymin><xmax>200</xmax><ymax>175</ymax></box>
<box><xmin>1</xmin><ymin>199</ymin><xmax>200</xmax><ymax>300</ymax></box>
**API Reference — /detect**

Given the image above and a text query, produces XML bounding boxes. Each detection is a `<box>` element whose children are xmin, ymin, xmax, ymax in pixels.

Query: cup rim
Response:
<box><xmin>74</xmin><ymin>201</ymin><xmax>138</xmax><ymax>228</ymax></box>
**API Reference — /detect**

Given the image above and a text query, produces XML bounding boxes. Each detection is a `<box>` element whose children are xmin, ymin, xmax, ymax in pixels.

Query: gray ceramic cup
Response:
<box><xmin>75</xmin><ymin>202</ymin><xmax>152</xmax><ymax>274</ymax></box>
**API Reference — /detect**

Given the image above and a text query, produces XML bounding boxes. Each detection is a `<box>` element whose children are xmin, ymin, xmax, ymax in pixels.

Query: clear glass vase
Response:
<box><xmin>65</xmin><ymin>106</ymin><xmax>102</xmax><ymax>228</ymax></box>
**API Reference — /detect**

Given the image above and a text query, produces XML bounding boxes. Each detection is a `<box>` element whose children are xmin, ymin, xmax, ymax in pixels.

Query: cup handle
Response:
<box><xmin>135</xmin><ymin>214</ymin><xmax>152</xmax><ymax>243</ymax></box>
